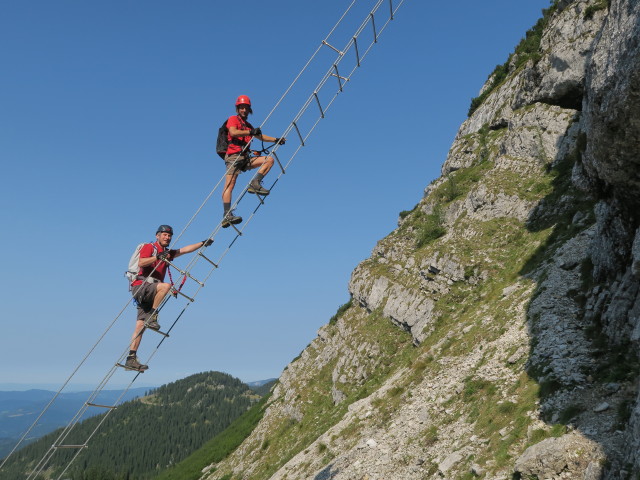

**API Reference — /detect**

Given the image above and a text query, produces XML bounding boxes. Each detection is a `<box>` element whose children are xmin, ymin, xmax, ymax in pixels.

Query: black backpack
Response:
<box><xmin>216</xmin><ymin>116</ymin><xmax>253</xmax><ymax>159</ymax></box>
<box><xmin>215</xmin><ymin>120</ymin><xmax>229</xmax><ymax>159</ymax></box>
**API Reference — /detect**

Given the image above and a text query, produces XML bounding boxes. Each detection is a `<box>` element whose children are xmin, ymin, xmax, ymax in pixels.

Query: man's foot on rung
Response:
<box><xmin>125</xmin><ymin>355</ymin><xmax>148</xmax><ymax>371</ymax></box>
<box><xmin>247</xmin><ymin>181</ymin><xmax>270</xmax><ymax>196</ymax></box>
<box><xmin>222</xmin><ymin>211</ymin><xmax>243</xmax><ymax>228</ymax></box>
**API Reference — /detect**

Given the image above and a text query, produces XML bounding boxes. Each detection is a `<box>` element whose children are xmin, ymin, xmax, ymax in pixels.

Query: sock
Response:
<box><xmin>253</xmin><ymin>173</ymin><xmax>264</xmax><ymax>184</ymax></box>
<box><xmin>223</xmin><ymin>202</ymin><xmax>231</xmax><ymax>214</ymax></box>
<box><xmin>129</xmin><ymin>350</ymin><xmax>136</xmax><ymax>357</ymax></box>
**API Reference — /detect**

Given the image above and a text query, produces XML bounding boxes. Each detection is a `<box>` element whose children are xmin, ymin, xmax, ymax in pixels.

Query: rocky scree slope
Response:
<box><xmin>201</xmin><ymin>0</ymin><xmax>640</xmax><ymax>478</ymax></box>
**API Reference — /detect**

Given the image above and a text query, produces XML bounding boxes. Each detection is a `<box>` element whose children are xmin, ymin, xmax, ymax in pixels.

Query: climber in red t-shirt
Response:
<box><xmin>126</xmin><ymin>225</ymin><xmax>212</xmax><ymax>371</ymax></box>
<box><xmin>221</xmin><ymin>95</ymin><xmax>286</xmax><ymax>228</ymax></box>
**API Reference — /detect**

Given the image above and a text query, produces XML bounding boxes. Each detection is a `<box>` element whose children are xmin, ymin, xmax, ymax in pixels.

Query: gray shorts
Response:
<box><xmin>132</xmin><ymin>282</ymin><xmax>157</xmax><ymax>322</ymax></box>
<box><xmin>224</xmin><ymin>153</ymin><xmax>252</xmax><ymax>175</ymax></box>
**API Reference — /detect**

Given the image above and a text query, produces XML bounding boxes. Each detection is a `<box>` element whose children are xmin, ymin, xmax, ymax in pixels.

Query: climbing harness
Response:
<box><xmin>1</xmin><ymin>1</ymin><xmax>406</xmax><ymax>478</ymax></box>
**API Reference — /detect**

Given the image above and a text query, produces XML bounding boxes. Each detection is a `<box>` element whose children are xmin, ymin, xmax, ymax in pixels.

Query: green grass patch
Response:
<box><xmin>584</xmin><ymin>0</ymin><xmax>609</xmax><ymax>19</ymax></box>
<box><xmin>399</xmin><ymin>203</ymin><xmax>419</xmax><ymax>219</ymax></box>
<box><xmin>423</xmin><ymin>425</ymin><xmax>439</xmax><ymax>447</ymax></box>
<box><xmin>329</xmin><ymin>299</ymin><xmax>353</xmax><ymax>326</ymax></box>
<box><xmin>466</xmin><ymin>373</ymin><xmax>540</xmax><ymax>471</ymax></box>
<box><xmin>415</xmin><ymin>207</ymin><xmax>446</xmax><ymax>248</ymax></box>
<box><xmin>156</xmin><ymin>394</ymin><xmax>271</xmax><ymax>480</ymax></box>
<box><xmin>468</xmin><ymin>2</ymin><xmax>559</xmax><ymax>116</ymax></box>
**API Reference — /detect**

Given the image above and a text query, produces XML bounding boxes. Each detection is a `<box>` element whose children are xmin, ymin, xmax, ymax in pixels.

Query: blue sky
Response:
<box><xmin>0</xmin><ymin>0</ymin><xmax>552</xmax><ymax>391</ymax></box>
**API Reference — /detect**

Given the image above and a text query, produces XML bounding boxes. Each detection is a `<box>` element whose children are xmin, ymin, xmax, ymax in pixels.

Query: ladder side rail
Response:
<box><xmin>260</xmin><ymin>0</ymin><xmax>359</xmax><ymax>126</ymax></box>
<box><xmin>27</xmin><ymin>365</ymin><xmax>122</xmax><ymax>479</ymax></box>
<box><xmin>54</xmin><ymin>373</ymin><xmax>140</xmax><ymax>480</ymax></box>
<box><xmin>0</xmin><ymin>298</ymin><xmax>133</xmax><ymax>469</ymax></box>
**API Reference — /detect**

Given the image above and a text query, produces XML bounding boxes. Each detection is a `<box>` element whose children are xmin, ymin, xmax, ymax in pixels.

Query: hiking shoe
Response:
<box><xmin>222</xmin><ymin>210</ymin><xmax>243</xmax><ymax>228</ymax></box>
<box><xmin>125</xmin><ymin>355</ymin><xmax>149</xmax><ymax>371</ymax></box>
<box><xmin>145</xmin><ymin>313</ymin><xmax>160</xmax><ymax>331</ymax></box>
<box><xmin>247</xmin><ymin>181</ymin><xmax>270</xmax><ymax>196</ymax></box>
<box><xmin>146</xmin><ymin>320</ymin><xmax>161</xmax><ymax>331</ymax></box>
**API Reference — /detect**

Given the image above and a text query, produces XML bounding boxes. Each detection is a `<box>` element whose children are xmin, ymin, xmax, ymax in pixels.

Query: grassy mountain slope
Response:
<box><xmin>156</xmin><ymin>393</ymin><xmax>271</xmax><ymax>480</ymax></box>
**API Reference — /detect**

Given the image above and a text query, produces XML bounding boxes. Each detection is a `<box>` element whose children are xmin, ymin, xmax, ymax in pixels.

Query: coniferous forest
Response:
<box><xmin>0</xmin><ymin>371</ymin><xmax>264</xmax><ymax>480</ymax></box>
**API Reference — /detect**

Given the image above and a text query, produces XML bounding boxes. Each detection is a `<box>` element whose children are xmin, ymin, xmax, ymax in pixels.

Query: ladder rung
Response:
<box><xmin>198</xmin><ymin>251</ymin><xmax>218</xmax><ymax>268</ymax></box>
<box><xmin>227</xmin><ymin>220</ymin><xmax>243</xmax><ymax>236</ymax></box>
<box><xmin>148</xmin><ymin>327</ymin><xmax>170</xmax><ymax>337</ymax></box>
<box><xmin>86</xmin><ymin>402</ymin><xmax>117</xmax><ymax>409</ymax></box>
<box><xmin>332</xmin><ymin>65</ymin><xmax>347</xmax><ymax>91</ymax></box>
<box><xmin>321</xmin><ymin>40</ymin><xmax>343</xmax><ymax>55</ymax></box>
<box><xmin>370</xmin><ymin>13</ymin><xmax>378</xmax><ymax>42</ymax></box>
<box><xmin>313</xmin><ymin>92</ymin><xmax>325</xmax><ymax>118</ymax></box>
<box><xmin>54</xmin><ymin>444</ymin><xmax>88</xmax><ymax>449</ymax></box>
<box><xmin>353</xmin><ymin>36</ymin><xmax>361</xmax><ymax>67</ymax></box>
<box><xmin>272</xmin><ymin>150</ymin><xmax>285</xmax><ymax>174</ymax></box>
<box><xmin>116</xmin><ymin>362</ymin><xmax>146</xmax><ymax>373</ymax></box>
<box><xmin>331</xmin><ymin>64</ymin><xmax>349</xmax><ymax>81</ymax></box>
<box><xmin>331</xmin><ymin>72</ymin><xmax>349</xmax><ymax>82</ymax></box>
<box><xmin>164</xmin><ymin>259</ymin><xmax>204</xmax><ymax>287</ymax></box>
<box><xmin>173</xmin><ymin>289</ymin><xmax>194</xmax><ymax>303</ymax></box>
<box><xmin>292</xmin><ymin>121</ymin><xmax>305</xmax><ymax>146</ymax></box>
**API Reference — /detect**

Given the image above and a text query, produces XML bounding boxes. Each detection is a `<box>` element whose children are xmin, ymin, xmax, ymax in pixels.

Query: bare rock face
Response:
<box><xmin>514</xmin><ymin>0</ymin><xmax>606</xmax><ymax>110</ymax></box>
<box><xmin>514</xmin><ymin>433</ymin><xmax>606</xmax><ymax>479</ymax></box>
<box><xmin>582</xmin><ymin>0</ymin><xmax>640</xmax><ymax>208</ymax></box>
<box><xmin>579</xmin><ymin>0</ymin><xmax>640</xmax><ymax>471</ymax></box>
<box><xmin>458</xmin><ymin>0</ymin><xmax>605</xmax><ymax>138</ymax></box>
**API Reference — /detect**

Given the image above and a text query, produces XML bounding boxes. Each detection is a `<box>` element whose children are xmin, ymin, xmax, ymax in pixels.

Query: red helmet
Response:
<box><xmin>235</xmin><ymin>95</ymin><xmax>251</xmax><ymax>106</ymax></box>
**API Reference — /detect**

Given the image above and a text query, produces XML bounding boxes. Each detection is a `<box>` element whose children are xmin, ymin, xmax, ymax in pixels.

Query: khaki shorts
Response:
<box><xmin>224</xmin><ymin>153</ymin><xmax>252</xmax><ymax>175</ymax></box>
<box><xmin>132</xmin><ymin>282</ymin><xmax>158</xmax><ymax>322</ymax></box>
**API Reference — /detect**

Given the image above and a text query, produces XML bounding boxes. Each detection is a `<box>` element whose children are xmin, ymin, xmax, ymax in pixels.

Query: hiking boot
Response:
<box><xmin>146</xmin><ymin>319</ymin><xmax>161</xmax><ymax>331</ymax></box>
<box><xmin>125</xmin><ymin>355</ymin><xmax>149</xmax><ymax>371</ymax></box>
<box><xmin>222</xmin><ymin>210</ymin><xmax>243</xmax><ymax>228</ymax></box>
<box><xmin>145</xmin><ymin>313</ymin><xmax>160</xmax><ymax>331</ymax></box>
<box><xmin>247</xmin><ymin>181</ymin><xmax>270</xmax><ymax>196</ymax></box>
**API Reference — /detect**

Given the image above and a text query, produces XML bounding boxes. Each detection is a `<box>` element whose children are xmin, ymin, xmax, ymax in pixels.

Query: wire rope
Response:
<box><xmin>2</xmin><ymin>1</ymin><xmax>406</xmax><ymax>477</ymax></box>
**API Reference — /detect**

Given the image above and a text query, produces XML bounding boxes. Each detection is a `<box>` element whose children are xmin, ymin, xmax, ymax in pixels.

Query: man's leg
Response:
<box><xmin>127</xmin><ymin>283</ymin><xmax>157</xmax><ymax>370</ymax></box>
<box><xmin>145</xmin><ymin>282</ymin><xmax>170</xmax><ymax>331</ymax></box>
<box><xmin>248</xmin><ymin>156</ymin><xmax>274</xmax><ymax>195</ymax></box>
<box><xmin>152</xmin><ymin>282</ymin><xmax>171</xmax><ymax>310</ymax></box>
<box><xmin>126</xmin><ymin>322</ymin><xmax>148</xmax><ymax>370</ymax></box>
<box><xmin>129</xmin><ymin>319</ymin><xmax>145</xmax><ymax>352</ymax></box>
<box><xmin>222</xmin><ymin>173</ymin><xmax>242</xmax><ymax>227</ymax></box>
<box><xmin>222</xmin><ymin>174</ymin><xmax>237</xmax><ymax>205</ymax></box>
<box><xmin>250</xmin><ymin>155</ymin><xmax>274</xmax><ymax>176</ymax></box>
<box><xmin>129</xmin><ymin>283</ymin><xmax>156</xmax><ymax>350</ymax></box>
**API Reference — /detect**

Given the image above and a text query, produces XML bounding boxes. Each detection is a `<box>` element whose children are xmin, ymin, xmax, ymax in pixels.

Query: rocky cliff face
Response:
<box><xmin>202</xmin><ymin>0</ymin><xmax>640</xmax><ymax>478</ymax></box>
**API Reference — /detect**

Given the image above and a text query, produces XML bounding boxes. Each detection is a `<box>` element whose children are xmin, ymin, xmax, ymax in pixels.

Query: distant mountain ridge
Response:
<box><xmin>245</xmin><ymin>378</ymin><xmax>277</xmax><ymax>387</ymax></box>
<box><xmin>0</xmin><ymin>387</ymin><xmax>150</xmax><ymax>459</ymax></box>
<box><xmin>0</xmin><ymin>371</ymin><xmax>262</xmax><ymax>480</ymax></box>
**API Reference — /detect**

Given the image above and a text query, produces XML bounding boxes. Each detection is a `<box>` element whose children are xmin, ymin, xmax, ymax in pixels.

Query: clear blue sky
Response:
<box><xmin>0</xmin><ymin>0</ymin><xmax>551</xmax><ymax>390</ymax></box>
